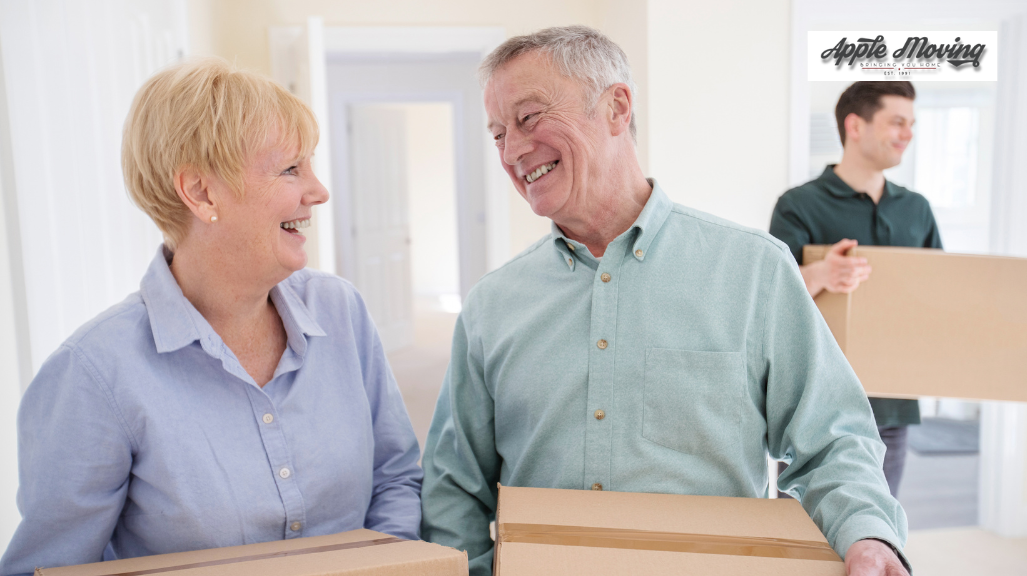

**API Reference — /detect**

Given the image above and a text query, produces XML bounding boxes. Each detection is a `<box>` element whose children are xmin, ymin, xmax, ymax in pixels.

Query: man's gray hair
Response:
<box><xmin>479</xmin><ymin>25</ymin><xmax>637</xmax><ymax>141</ymax></box>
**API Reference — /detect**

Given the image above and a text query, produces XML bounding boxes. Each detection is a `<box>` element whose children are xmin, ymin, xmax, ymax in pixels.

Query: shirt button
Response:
<box><xmin>566</xmin><ymin>243</ymin><xmax>575</xmax><ymax>251</ymax></box>
<box><xmin>601</xmin><ymin>273</ymin><xmax>611</xmax><ymax>282</ymax></box>
<box><xmin>568</xmin><ymin>258</ymin><xmax>573</xmax><ymax>266</ymax></box>
<box><xmin>279</xmin><ymin>467</ymin><xmax>291</xmax><ymax>479</ymax></box>
<box><xmin>594</xmin><ymin>409</ymin><xmax>605</xmax><ymax>420</ymax></box>
<box><xmin>597</xmin><ymin>339</ymin><xmax>608</xmax><ymax>350</ymax></box>
<box><xmin>262</xmin><ymin>413</ymin><xmax>274</xmax><ymax>424</ymax></box>
<box><xmin>290</xmin><ymin>521</ymin><xmax>302</xmax><ymax>532</ymax></box>
<box><xmin>635</xmin><ymin>249</ymin><xmax>644</xmax><ymax>258</ymax></box>
<box><xmin>592</xmin><ymin>483</ymin><xmax>603</xmax><ymax>491</ymax></box>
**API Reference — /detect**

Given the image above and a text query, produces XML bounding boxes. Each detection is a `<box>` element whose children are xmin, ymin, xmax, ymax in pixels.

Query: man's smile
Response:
<box><xmin>525</xmin><ymin>160</ymin><xmax>559</xmax><ymax>184</ymax></box>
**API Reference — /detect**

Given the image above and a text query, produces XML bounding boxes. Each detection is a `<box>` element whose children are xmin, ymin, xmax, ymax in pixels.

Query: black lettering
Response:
<box><xmin>821</xmin><ymin>38</ymin><xmax>847</xmax><ymax>62</ymax></box>
<box><xmin>894</xmin><ymin>36</ymin><xmax>929</xmax><ymax>59</ymax></box>
<box><xmin>969</xmin><ymin>43</ymin><xmax>985</xmax><ymax>67</ymax></box>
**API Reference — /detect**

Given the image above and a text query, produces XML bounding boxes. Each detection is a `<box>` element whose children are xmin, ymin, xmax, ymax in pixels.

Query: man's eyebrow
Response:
<box><xmin>486</xmin><ymin>96</ymin><xmax>545</xmax><ymax>133</ymax></box>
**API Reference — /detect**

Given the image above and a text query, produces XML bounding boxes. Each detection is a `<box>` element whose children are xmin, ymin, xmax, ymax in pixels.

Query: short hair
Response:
<box><xmin>835</xmin><ymin>81</ymin><xmax>916</xmax><ymax>145</ymax></box>
<box><xmin>479</xmin><ymin>25</ymin><xmax>637</xmax><ymax>141</ymax></box>
<box><xmin>122</xmin><ymin>57</ymin><xmax>318</xmax><ymax>249</ymax></box>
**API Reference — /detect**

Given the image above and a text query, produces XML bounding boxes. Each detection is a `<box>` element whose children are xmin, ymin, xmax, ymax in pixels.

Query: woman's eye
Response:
<box><xmin>282</xmin><ymin>166</ymin><xmax>298</xmax><ymax>176</ymax></box>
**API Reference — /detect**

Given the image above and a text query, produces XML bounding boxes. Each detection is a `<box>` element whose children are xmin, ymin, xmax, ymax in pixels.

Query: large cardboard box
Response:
<box><xmin>803</xmin><ymin>245</ymin><xmax>1027</xmax><ymax>402</ymax></box>
<box><xmin>493</xmin><ymin>486</ymin><xmax>844</xmax><ymax>575</ymax></box>
<box><xmin>37</xmin><ymin>529</ymin><xmax>467</xmax><ymax>576</ymax></box>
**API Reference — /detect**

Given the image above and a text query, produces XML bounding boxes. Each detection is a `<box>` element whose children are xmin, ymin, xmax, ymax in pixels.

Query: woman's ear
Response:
<box><xmin>174</xmin><ymin>166</ymin><xmax>219</xmax><ymax>223</ymax></box>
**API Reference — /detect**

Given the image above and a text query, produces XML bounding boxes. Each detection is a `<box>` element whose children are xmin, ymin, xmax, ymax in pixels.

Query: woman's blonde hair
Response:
<box><xmin>122</xmin><ymin>57</ymin><xmax>318</xmax><ymax>249</ymax></box>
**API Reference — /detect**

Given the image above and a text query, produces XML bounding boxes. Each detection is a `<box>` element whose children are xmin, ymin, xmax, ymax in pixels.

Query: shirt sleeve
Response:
<box><xmin>0</xmin><ymin>345</ymin><xmax>134</xmax><ymax>576</ymax></box>
<box><xmin>760</xmin><ymin>246</ymin><xmax>910</xmax><ymax>567</ymax></box>
<box><xmin>350</xmin><ymin>292</ymin><xmax>424</xmax><ymax>541</ymax></box>
<box><xmin>923</xmin><ymin>203</ymin><xmax>943</xmax><ymax>249</ymax></box>
<box><xmin>768</xmin><ymin>194</ymin><xmax>813</xmax><ymax>264</ymax></box>
<box><xmin>420</xmin><ymin>308</ymin><xmax>499</xmax><ymax>576</ymax></box>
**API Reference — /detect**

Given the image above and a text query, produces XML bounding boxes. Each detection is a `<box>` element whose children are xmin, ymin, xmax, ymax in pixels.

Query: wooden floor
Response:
<box><xmin>905</xmin><ymin>527</ymin><xmax>1027</xmax><ymax>576</ymax></box>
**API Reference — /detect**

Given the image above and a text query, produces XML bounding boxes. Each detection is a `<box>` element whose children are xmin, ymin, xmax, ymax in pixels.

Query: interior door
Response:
<box><xmin>347</xmin><ymin>105</ymin><xmax>414</xmax><ymax>352</ymax></box>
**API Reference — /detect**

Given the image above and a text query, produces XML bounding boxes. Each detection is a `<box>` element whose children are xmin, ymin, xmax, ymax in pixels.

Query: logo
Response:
<box><xmin>808</xmin><ymin>31</ymin><xmax>998</xmax><ymax>81</ymax></box>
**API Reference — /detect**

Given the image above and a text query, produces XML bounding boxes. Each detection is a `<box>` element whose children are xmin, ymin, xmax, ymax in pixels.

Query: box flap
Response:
<box><xmin>39</xmin><ymin>530</ymin><xmax>467</xmax><ymax>576</ymax></box>
<box><xmin>496</xmin><ymin>486</ymin><xmax>827</xmax><ymax>544</ymax></box>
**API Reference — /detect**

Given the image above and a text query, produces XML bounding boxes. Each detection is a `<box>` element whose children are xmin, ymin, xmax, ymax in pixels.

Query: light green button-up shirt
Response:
<box><xmin>421</xmin><ymin>181</ymin><xmax>908</xmax><ymax>575</ymax></box>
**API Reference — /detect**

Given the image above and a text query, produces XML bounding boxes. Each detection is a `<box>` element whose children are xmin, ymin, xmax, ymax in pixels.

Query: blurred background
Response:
<box><xmin>1</xmin><ymin>0</ymin><xmax>1026</xmax><ymax>573</ymax></box>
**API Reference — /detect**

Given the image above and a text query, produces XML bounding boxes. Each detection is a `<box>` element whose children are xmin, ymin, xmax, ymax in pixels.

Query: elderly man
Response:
<box><xmin>421</xmin><ymin>26</ymin><xmax>910</xmax><ymax>576</ymax></box>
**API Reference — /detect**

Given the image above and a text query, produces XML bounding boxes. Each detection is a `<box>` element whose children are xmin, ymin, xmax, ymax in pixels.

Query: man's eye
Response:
<box><xmin>493</xmin><ymin>133</ymin><xmax>505</xmax><ymax>145</ymax></box>
<box><xmin>521</xmin><ymin>113</ymin><xmax>536</xmax><ymax>124</ymax></box>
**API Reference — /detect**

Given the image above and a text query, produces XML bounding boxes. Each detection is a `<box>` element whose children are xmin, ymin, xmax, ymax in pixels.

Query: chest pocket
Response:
<box><xmin>642</xmin><ymin>348</ymin><xmax>745</xmax><ymax>455</ymax></box>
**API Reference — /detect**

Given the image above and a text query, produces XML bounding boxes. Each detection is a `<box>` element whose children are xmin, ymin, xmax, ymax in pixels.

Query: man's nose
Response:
<box><xmin>502</xmin><ymin>128</ymin><xmax>532</xmax><ymax>166</ymax></box>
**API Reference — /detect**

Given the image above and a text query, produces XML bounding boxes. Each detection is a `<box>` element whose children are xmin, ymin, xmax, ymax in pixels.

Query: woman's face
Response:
<box><xmin>215</xmin><ymin>137</ymin><xmax>328</xmax><ymax>282</ymax></box>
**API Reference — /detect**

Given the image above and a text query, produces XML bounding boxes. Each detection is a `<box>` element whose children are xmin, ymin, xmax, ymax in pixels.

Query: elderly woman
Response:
<box><xmin>0</xmin><ymin>58</ymin><xmax>421</xmax><ymax>573</ymax></box>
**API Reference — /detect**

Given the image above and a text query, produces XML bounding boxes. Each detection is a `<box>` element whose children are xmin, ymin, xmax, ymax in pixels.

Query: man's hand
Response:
<box><xmin>800</xmin><ymin>238</ymin><xmax>872</xmax><ymax>297</ymax></box>
<box><xmin>845</xmin><ymin>539</ymin><xmax>909</xmax><ymax>576</ymax></box>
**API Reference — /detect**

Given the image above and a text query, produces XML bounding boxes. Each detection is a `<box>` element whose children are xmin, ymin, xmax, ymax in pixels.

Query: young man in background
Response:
<box><xmin>770</xmin><ymin>81</ymin><xmax>942</xmax><ymax>497</ymax></box>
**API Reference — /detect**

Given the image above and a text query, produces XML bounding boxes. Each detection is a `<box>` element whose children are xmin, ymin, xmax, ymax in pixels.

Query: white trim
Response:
<box><xmin>306</xmin><ymin>17</ymin><xmax>335</xmax><ymax>276</ymax></box>
<box><xmin>323</xmin><ymin>26</ymin><xmax>505</xmax><ymax>56</ymax></box>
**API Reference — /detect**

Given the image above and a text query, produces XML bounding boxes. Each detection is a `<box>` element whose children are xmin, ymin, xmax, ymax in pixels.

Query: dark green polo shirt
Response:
<box><xmin>769</xmin><ymin>165</ymin><xmax>942</xmax><ymax>428</ymax></box>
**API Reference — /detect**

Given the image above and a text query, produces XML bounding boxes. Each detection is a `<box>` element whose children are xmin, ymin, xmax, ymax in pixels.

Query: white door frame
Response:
<box><xmin>791</xmin><ymin>0</ymin><xmax>1027</xmax><ymax>537</ymax></box>
<box><xmin>328</xmin><ymin>89</ymin><xmax>467</xmax><ymax>285</ymax></box>
<box><xmin>270</xmin><ymin>25</ymin><xmax>508</xmax><ymax>290</ymax></box>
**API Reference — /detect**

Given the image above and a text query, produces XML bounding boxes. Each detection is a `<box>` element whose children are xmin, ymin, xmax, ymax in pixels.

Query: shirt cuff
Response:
<box><xmin>833</xmin><ymin>515</ymin><xmax>911</xmax><ymax>573</ymax></box>
<box><xmin>866</xmin><ymin>538</ymin><xmax>912</xmax><ymax>574</ymax></box>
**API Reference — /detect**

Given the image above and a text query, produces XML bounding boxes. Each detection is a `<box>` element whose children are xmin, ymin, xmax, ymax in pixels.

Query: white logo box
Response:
<box><xmin>808</xmin><ymin>31</ymin><xmax>998</xmax><ymax>82</ymax></box>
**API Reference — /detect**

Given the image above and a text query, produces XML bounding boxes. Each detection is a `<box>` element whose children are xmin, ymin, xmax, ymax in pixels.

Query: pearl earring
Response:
<box><xmin>210</xmin><ymin>215</ymin><xmax>218</xmax><ymax>223</ymax></box>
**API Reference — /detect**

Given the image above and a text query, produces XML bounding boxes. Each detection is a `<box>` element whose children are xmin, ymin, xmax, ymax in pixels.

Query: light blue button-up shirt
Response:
<box><xmin>421</xmin><ymin>181</ymin><xmax>908</xmax><ymax>576</ymax></box>
<box><xmin>1</xmin><ymin>247</ymin><xmax>422</xmax><ymax>575</ymax></box>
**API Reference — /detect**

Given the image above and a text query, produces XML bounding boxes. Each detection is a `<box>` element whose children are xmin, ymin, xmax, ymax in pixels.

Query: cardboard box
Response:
<box><xmin>803</xmin><ymin>245</ymin><xmax>1027</xmax><ymax>402</ymax></box>
<box><xmin>493</xmin><ymin>486</ymin><xmax>844</xmax><ymax>575</ymax></box>
<box><xmin>37</xmin><ymin>529</ymin><xmax>468</xmax><ymax>576</ymax></box>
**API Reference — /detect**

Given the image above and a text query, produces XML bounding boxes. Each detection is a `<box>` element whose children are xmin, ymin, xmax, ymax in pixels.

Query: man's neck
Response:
<box><xmin>833</xmin><ymin>154</ymin><xmax>886</xmax><ymax>204</ymax></box>
<box><xmin>169</xmin><ymin>239</ymin><xmax>280</xmax><ymax>338</ymax></box>
<box><xmin>555</xmin><ymin>171</ymin><xmax>652</xmax><ymax>258</ymax></box>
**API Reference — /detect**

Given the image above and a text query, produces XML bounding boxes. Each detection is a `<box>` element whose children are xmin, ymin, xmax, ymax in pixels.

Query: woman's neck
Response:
<box><xmin>168</xmin><ymin>239</ymin><xmax>278</xmax><ymax>337</ymax></box>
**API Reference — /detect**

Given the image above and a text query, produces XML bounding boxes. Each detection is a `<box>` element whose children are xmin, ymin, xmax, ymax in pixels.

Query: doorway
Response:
<box><xmin>327</xmin><ymin>53</ymin><xmax>488</xmax><ymax>353</ymax></box>
<box><xmin>342</xmin><ymin>101</ymin><xmax>461</xmax><ymax>352</ymax></box>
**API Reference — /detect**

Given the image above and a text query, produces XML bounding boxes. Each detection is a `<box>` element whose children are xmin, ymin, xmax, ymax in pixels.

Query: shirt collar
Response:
<box><xmin>139</xmin><ymin>245</ymin><xmax>326</xmax><ymax>356</ymax></box>
<box><xmin>818</xmin><ymin>164</ymin><xmax>906</xmax><ymax>200</ymax></box>
<box><xmin>550</xmin><ymin>178</ymin><xmax>673</xmax><ymax>270</ymax></box>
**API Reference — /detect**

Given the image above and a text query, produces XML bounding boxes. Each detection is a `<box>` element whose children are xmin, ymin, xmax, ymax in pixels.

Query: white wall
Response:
<box><xmin>0</xmin><ymin>0</ymin><xmax>185</xmax><ymax>376</ymax></box>
<box><xmin>0</xmin><ymin>119</ymin><xmax>23</xmax><ymax>550</ymax></box>
<box><xmin>403</xmin><ymin>103</ymin><xmax>461</xmax><ymax>297</ymax></box>
<box><xmin>648</xmin><ymin>0</ymin><xmax>791</xmax><ymax>231</ymax></box>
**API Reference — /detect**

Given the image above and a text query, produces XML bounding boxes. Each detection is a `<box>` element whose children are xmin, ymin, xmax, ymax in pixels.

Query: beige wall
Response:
<box><xmin>402</xmin><ymin>103</ymin><xmax>461</xmax><ymax>297</ymax></box>
<box><xmin>648</xmin><ymin>0</ymin><xmax>790</xmax><ymax>231</ymax></box>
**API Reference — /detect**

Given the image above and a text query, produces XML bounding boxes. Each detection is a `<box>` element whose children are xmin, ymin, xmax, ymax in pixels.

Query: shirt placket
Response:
<box><xmin>582</xmin><ymin>239</ymin><xmax>624</xmax><ymax>492</ymax></box>
<box><xmin>244</xmin><ymin>382</ymin><xmax>307</xmax><ymax>538</ymax></box>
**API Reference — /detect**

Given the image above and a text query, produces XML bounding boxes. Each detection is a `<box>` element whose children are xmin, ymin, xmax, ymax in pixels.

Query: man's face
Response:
<box><xmin>484</xmin><ymin>52</ymin><xmax>607</xmax><ymax>219</ymax></box>
<box><xmin>851</xmin><ymin>95</ymin><xmax>915</xmax><ymax>170</ymax></box>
